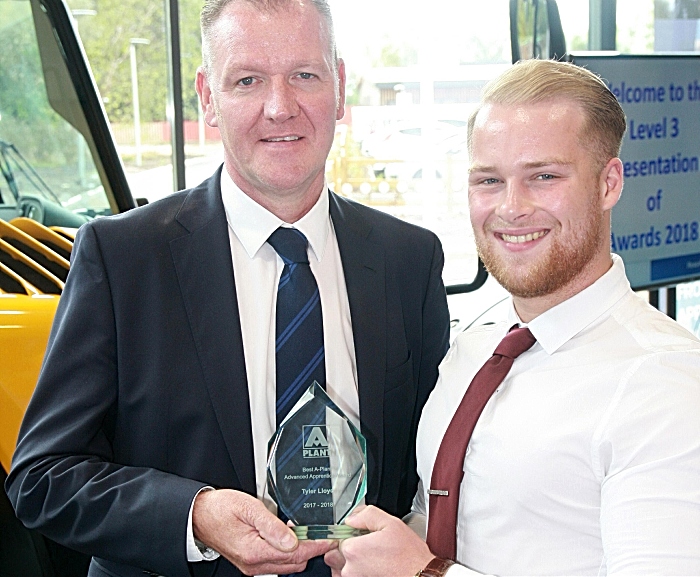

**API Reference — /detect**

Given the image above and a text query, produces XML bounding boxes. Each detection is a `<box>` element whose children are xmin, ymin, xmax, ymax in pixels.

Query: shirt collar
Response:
<box><xmin>220</xmin><ymin>167</ymin><xmax>330</xmax><ymax>262</ymax></box>
<box><xmin>507</xmin><ymin>254</ymin><xmax>631</xmax><ymax>355</ymax></box>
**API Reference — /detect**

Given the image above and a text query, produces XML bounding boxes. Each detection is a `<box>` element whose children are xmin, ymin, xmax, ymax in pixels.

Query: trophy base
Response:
<box><xmin>293</xmin><ymin>524</ymin><xmax>369</xmax><ymax>540</ymax></box>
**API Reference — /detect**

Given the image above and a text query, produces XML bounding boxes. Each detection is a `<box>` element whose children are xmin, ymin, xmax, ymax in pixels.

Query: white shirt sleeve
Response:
<box><xmin>403</xmin><ymin>511</ymin><xmax>427</xmax><ymax>540</ymax></box>
<box><xmin>597</xmin><ymin>353</ymin><xmax>700</xmax><ymax>574</ymax></box>
<box><xmin>404</xmin><ymin>477</ymin><xmax>427</xmax><ymax>539</ymax></box>
<box><xmin>186</xmin><ymin>487</ymin><xmax>220</xmax><ymax>562</ymax></box>
<box><xmin>444</xmin><ymin>564</ymin><xmax>487</xmax><ymax>577</ymax></box>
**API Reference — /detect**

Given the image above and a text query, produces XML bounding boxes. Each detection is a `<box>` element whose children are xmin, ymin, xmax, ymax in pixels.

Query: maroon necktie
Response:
<box><xmin>426</xmin><ymin>325</ymin><xmax>536</xmax><ymax>560</ymax></box>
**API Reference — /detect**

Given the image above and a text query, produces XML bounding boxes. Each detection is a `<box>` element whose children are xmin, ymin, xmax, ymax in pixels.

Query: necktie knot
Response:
<box><xmin>494</xmin><ymin>326</ymin><xmax>536</xmax><ymax>359</ymax></box>
<box><xmin>268</xmin><ymin>227</ymin><xmax>309</xmax><ymax>264</ymax></box>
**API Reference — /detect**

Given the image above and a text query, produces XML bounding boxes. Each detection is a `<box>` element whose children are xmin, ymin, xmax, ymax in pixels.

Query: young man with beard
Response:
<box><xmin>325</xmin><ymin>59</ymin><xmax>700</xmax><ymax>576</ymax></box>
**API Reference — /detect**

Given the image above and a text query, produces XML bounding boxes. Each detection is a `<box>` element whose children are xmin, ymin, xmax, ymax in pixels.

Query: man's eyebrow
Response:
<box><xmin>521</xmin><ymin>159</ymin><xmax>575</xmax><ymax>169</ymax></box>
<box><xmin>469</xmin><ymin>159</ymin><xmax>574</xmax><ymax>174</ymax></box>
<box><xmin>468</xmin><ymin>164</ymin><xmax>496</xmax><ymax>174</ymax></box>
<box><xmin>220</xmin><ymin>61</ymin><xmax>331</xmax><ymax>82</ymax></box>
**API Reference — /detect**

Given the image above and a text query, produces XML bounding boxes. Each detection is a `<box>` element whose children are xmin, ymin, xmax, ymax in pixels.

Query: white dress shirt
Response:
<box><xmin>415</xmin><ymin>255</ymin><xmax>700</xmax><ymax>576</ymax></box>
<box><xmin>187</xmin><ymin>170</ymin><xmax>359</xmax><ymax>566</ymax></box>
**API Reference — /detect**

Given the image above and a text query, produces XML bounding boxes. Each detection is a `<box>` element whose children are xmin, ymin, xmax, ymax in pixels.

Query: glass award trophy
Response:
<box><xmin>267</xmin><ymin>382</ymin><xmax>368</xmax><ymax>540</ymax></box>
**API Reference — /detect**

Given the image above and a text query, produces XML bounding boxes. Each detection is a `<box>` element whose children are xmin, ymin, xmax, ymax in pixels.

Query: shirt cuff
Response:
<box><xmin>187</xmin><ymin>487</ymin><xmax>220</xmax><ymax>562</ymax></box>
<box><xmin>444</xmin><ymin>563</ymin><xmax>486</xmax><ymax>576</ymax></box>
<box><xmin>403</xmin><ymin>511</ymin><xmax>427</xmax><ymax>539</ymax></box>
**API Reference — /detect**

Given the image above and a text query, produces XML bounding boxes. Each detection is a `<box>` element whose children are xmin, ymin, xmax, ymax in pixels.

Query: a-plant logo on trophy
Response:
<box><xmin>302</xmin><ymin>425</ymin><xmax>331</xmax><ymax>458</ymax></box>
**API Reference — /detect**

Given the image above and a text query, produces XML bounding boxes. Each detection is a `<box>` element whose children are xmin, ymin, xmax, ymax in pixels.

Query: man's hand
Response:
<box><xmin>193</xmin><ymin>489</ymin><xmax>334</xmax><ymax>575</ymax></box>
<box><xmin>324</xmin><ymin>506</ymin><xmax>434</xmax><ymax>577</ymax></box>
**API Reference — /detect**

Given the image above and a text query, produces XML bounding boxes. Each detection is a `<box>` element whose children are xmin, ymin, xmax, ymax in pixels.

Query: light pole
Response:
<box><xmin>130</xmin><ymin>38</ymin><xmax>150</xmax><ymax>167</ymax></box>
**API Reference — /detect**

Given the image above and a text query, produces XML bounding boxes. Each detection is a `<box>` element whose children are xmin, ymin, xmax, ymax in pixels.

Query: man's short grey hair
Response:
<box><xmin>200</xmin><ymin>0</ymin><xmax>338</xmax><ymax>75</ymax></box>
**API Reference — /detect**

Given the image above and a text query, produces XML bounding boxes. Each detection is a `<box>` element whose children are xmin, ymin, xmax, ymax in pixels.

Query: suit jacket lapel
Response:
<box><xmin>169</xmin><ymin>169</ymin><xmax>256</xmax><ymax>494</ymax></box>
<box><xmin>330</xmin><ymin>193</ymin><xmax>386</xmax><ymax>503</ymax></box>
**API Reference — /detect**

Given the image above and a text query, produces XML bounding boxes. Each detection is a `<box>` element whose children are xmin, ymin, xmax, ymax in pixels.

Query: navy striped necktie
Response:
<box><xmin>268</xmin><ymin>227</ymin><xmax>330</xmax><ymax>577</ymax></box>
<box><xmin>267</xmin><ymin>227</ymin><xmax>326</xmax><ymax>425</ymax></box>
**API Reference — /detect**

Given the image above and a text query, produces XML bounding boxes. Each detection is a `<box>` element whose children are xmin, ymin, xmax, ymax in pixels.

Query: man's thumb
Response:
<box><xmin>254</xmin><ymin>509</ymin><xmax>299</xmax><ymax>552</ymax></box>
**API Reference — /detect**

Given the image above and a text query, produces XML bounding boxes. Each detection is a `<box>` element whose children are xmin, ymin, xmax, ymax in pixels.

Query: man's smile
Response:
<box><xmin>499</xmin><ymin>230</ymin><xmax>549</xmax><ymax>244</ymax></box>
<box><xmin>262</xmin><ymin>135</ymin><xmax>301</xmax><ymax>142</ymax></box>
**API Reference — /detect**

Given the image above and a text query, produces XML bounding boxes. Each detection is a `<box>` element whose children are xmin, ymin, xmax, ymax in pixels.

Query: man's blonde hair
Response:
<box><xmin>468</xmin><ymin>59</ymin><xmax>627</xmax><ymax>169</ymax></box>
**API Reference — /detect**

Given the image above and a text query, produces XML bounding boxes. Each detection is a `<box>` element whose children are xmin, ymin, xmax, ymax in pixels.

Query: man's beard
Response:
<box><xmin>475</xmin><ymin>195</ymin><xmax>605</xmax><ymax>300</ymax></box>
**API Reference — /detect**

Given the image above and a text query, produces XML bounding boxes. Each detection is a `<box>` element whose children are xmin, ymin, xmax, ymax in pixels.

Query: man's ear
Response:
<box><xmin>600</xmin><ymin>157</ymin><xmax>624</xmax><ymax>212</ymax></box>
<box><xmin>336</xmin><ymin>58</ymin><xmax>346</xmax><ymax>121</ymax></box>
<box><xmin>195</xmin><ymin>67</ymin><xmax>218</xmax><ymax>128</ymax></box>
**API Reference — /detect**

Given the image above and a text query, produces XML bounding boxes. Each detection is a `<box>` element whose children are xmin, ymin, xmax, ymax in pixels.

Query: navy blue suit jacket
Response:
<box><xmin>6</xmin><ymin>168</ymin><xmax>449</xmax><ymax>577</ymax></box>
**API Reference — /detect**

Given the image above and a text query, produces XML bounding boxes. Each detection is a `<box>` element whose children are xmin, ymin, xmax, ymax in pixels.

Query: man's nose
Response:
<box><xmin>264</xmin><ymin>78</ymin><xmax>300</xmax><ymax>122</ymax></box>
<box><xmin>495</xmin><ymin>181</ymin><xmax>534</xmax><ymax>222</ymax></box>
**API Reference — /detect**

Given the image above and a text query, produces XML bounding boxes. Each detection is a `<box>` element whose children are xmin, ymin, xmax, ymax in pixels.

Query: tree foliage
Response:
<box><xmin>373</xmin><ymin>39</ymin><xmax>418</xmax><ymax>68</ymax></box>
<box><xmin>66</xmin><ymin>0</ymin><xmax>204</xmax><ymax>123</ymax></box>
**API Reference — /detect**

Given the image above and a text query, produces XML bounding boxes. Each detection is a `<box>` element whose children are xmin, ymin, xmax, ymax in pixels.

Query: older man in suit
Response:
<box><xmin>5</xmin><ymin>1</ymin><xmax>449</xmax><ymax>576</ymax></box>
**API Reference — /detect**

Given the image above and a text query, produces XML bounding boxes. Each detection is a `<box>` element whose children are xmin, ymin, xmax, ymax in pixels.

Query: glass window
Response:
<box><xmin>558</xmin><ymin>1</ymin><xmax>590</xmax><ymax>51</ymax></box>
<box><xmin>651</xmin><ymin>0</ymin><xmax>700</xmax><ymax>51</ymax></box>
<box><xmin>677</xmin><ymin>281</ymin><xmax>700</xmax><ymax>338</ymax></box>
<box><xmin>0</xmin><ymin>0</ymin><xmax>113</xmax><ymax>226</ymax></box>
<box><xmin>66</xmin><ymin>0</ymin><xmax>219</xmax><ymax>203</ymax></box>
<box><xmin>328</xmin><ymin>1</ymin><xmax>512</xmax><ymax>291</ymax></box>
<box><xmin>67</xmin><ymin>0</ymin><xmax>175</xmax><ymax>201</ymax></box>
<box><xmin>616</xmin><ymin>0</ymin><xmax>655</xmax><ymax>53</ymax></box>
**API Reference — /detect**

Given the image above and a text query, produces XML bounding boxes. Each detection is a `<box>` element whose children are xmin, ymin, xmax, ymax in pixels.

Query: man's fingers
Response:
<box><xmin>240</xmin><ymin>561</ymin><xmax>308</xmax><ymax>575</ymax></box>
<box><xmin>235</xmin><ymin>540</ymin><xmax>333</xmax><ymax>573</ymax></box>
<box><xmin>295</xmin><ymin>539</ymin><xmax>336</xmax><ymax>561</ymax></box>
<box><xmin>235</xmin><ymin>540</ymin><xmax>334</xmax><ymax>576</ymax></box>
<box><xmin>344</xmin><ymin>505</ymin><xmax>392</xmax><ymax>532</ymax></box>
<box><xmin>324</xmin><ymin>547</ymin><xmax>346</xmax><ymax>571</ymax></box>
<box><xmin>249</xmin><ymin>506</ymin><xmax>298</xmax><ymax>552</ymax></box>
<box><xmin>241</xmin><ymin>540</ymin><xmax>334</xmax><ymax>574</ymax></box>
